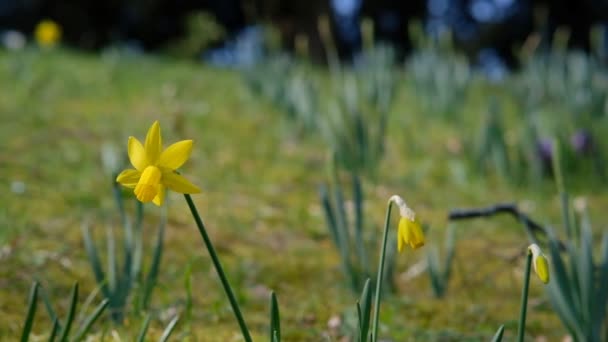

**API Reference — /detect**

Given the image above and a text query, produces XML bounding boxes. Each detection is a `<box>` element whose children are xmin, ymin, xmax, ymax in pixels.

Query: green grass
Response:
<box><xmin>0</xmin><ymin>48</ymin><xmax>604</xmax><ymax>341</ymax></box>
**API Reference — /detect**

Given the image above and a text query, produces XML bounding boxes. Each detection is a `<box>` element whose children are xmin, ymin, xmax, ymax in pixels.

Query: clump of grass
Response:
<box><xmin>20</xmin><ymin>281</ymin><xmax>108</xmax><ymax>342</ymax></box>
<box><xmin>81</xmin><ymin>175</ymin><xmax>166</xmax><ymax>323</ymax></box>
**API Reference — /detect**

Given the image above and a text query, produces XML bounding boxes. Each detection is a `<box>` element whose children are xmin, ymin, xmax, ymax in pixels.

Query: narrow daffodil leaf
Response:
<box><xmin>58</xmin><ymin>282</ymin><xmax>79</xmax><ymax>342</ymax></box>
<box><xmin>38</xmin><ymin>284</ymin><xmax>61</xmax><ymax>333</ymax></box>
<box><xmin>594</xmin><ymin>233</ymin><xmax>608</xmax><ymax>336</ymax></box>
<box><xmin>352</xmin><ymin>174</ymin><xmax>368</xmax><ymax>277</ymax></box>
<box><xmin>356</xmin><ymin>302</ymin><xmax>363</xmax><ymax>337</ymax></box>
<box><xmin>270</xmin><ymin>291</ymin><xmax>281</xmax><ymax>342</ymax></box>
<box><xmin>358</xmin><ymin>278</ymin><xmax>372</xmax><ymax>342</ymax></box>
<box><xmin>444</xmin><ymin>224</ymin><xmax>456</xmax><ymax>282</ymax></box>
<box><xmin>20</xmin><ymin>282</ymin><xmax>39</xmax><ymax>342</ymax></box>
<box><xmin>319</xmin><ymin>185</ymin><xmax>339</xmax><ymax>248</ymax></box>
<box><xmin>136</xmin><ymin>314</ymin><xmax>152</xmax><ymax>342</ymax></box>
<box><xmin>578</xmin><ymin>220</ymin><xmax>593</xmax><ymax>326</ymax></box>
<box><xmin>548</xmin><ymin>236</ymin><xmax>576</xmax><ymax>314</ymax></box>
<box><xmin>427</xmin><ymin>246</ymin><xmax>445</xmax><ymax>297</ymax></box>
<box><xmin>48</xmin><ymin>318</ymin><xmax>59</xmax><ymax>342</ymax></box>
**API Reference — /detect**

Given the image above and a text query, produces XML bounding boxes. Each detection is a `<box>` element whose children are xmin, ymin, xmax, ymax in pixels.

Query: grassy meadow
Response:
<box><xmin>1</xmin><ymin>47</ymin><xmax>607</xmax><ymax>341</ymax></box>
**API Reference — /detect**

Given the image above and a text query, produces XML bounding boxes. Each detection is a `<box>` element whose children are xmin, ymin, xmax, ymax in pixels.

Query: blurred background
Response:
<box><xmin>3</xmin><ymin>0</ymin><xmax>608</xmax><ymax>340</ymax></box>
<box><xmin>2</xmin><ymin>0</ymin><xmax>608</xmax><ymax>71</ymax></box>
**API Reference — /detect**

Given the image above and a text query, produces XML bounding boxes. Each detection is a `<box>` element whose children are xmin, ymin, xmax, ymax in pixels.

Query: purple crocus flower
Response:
<box><xmin>570</xmin><ymin>130</ymin><xmax>594</xmax><ymax>155</ymax></box>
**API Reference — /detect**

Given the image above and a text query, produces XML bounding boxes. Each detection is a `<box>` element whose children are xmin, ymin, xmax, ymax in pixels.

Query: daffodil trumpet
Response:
<box><xmin>517</xmin><ymin>244</ymin><xmax>550</xmax><ymax>342</ymax></box>
<box><xmin>116</xmin><ymin>122</ymin><xmax>251</xmax><ymax>342</ymax></box>
<box><xmin>371</xmin><ymin>195</ymin><xmax>425</xmax><ymax>342</ymax></box>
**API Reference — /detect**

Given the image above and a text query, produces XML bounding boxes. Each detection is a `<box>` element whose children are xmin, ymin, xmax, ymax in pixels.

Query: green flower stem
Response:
<box><xmin>371</xmin><ymin>200</ymin><xmax>394</xmax><ymax>342</ymax></box>
<box><xmin>184</xmin><ymin>194</ymin><xmax>252</xmax><ymax>342</ymax></box>
<box><xmin>517</xmin><ymin>252</ymin><xmax>532</xmax><ymax>342</ymax></box>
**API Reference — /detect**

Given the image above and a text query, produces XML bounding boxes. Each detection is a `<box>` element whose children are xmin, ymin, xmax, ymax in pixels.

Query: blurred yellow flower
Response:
<box><xmin>35</xmin><ymin>19</ymin><xmax>62</xmax><ymax>47</ymax></box>
<box><xmin>528</xmin><ymin>244</ymin><xmax>550</xmax><ymax>284</ymax></box>
<box><xmin>116</xmin><ymin>121</ymin><xmax>201</xmax><ymax>206</ymax></box>
<box><xmin>390</xmin><ymin>195</ymin><xmax>425</xmax><ymax>252</ymax></box>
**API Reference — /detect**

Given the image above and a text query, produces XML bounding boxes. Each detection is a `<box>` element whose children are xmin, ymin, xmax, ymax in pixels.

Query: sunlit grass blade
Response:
<box><xmin>73</xmin><ymin>298</ymin><xmax>109</xmax><ymax>341</ymax></box>
<box><xmin>106</xmin><ymin>225</ymin><xmax>117</xmax><ymax>294</ymax></box>
<box><xmin>76</xmin><ymin>283</ymin><xmax>102</xmax><ymax>328</ymax></box>
<box><xmin>131</xmin><ymin>201</ymin><xmax>145</xmax><ymax>283</ymax></box>
<box><xmin>184</xmin><ymin>262</ymin><xmax>193</xmax><ymax>323</ymax></box>
<box><xmin>119</xmin><ymin>222</ymin><xmax>134</xmax><ymax>313</ymax></box>
<box><xmin>20</xmin><ymin>281</ymin><xmax>39</xmax><ymax>342</ymax></box>
<box><xmin>81</xmin><ymin>222</ymin><xmax>109</xmax><ymax>299</ymax></box>
<box><xmin>58</xmin><ymin>282</ymin><xmax>79</xmax><ymax>342</ymax></box>
<box><xmin>112</xmin><ymin>173</ymin><xmax>127</xmax><ymax>227</ymax></box>
<box><xmin>105</xmin><ymin>223</ymin><xmax>122</xmax><ymax>322</ymax></box>
<box><xmin>158</xmin><ymin>316</ymin><xmax>179</xmax><ymax>342</ymax></box>
<box><xmin>491</xmin><ymin>325</ymin><xmax>504</xmax><ymax>342</ymax></box>
<box><xmin>142</xmin><ymin>210</ymin><xmax>166</xmax><ymax>310</ymax></box>
<box><xmin>136</xmin><ymin>314</ymin><xmax>152</xmax><ymax>342</ymax></box>
<box><xmin>269</xmin><ymin>291</ymin><xmax>281</xmax><ymax>342</ymax></box>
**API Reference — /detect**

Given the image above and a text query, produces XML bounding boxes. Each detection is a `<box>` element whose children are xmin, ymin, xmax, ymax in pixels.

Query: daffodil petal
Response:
<box><xmin>153</xmin><ymin>185</ymin><xmax>165</xmax><ymax>206</ymax></box>
<box><xmin>534</xmin><ymin>254</ymin><xmax>550</xmax><ymax>284</ymax></box>
<box><xmin>410</xmin><ymin>220</ymin><xmax>425</xmax><ymax>248</ymax></box>
<box><xmin>402</xmin><ymin>218</ymin><xmax>412</xmax><ymax>245</ymax></box>
<box><xmin>159</xmin><ymin>140</ymin><xmax>193</xmax><ymax>170</ymax></box>
<box><xmin>128</xmin><ymin>137</ymin><xmax>148</xmax><ymax>171</ymax></box>
<box><xmin>162</xmin><ymin>172</ymin><xmax>201</xmax><ymax>194</ymax></box>
<box><xmin>398</xmin><ymin>219</ymin><xmax>407</xmax><ymax>253</ymax></box>
<box><xmin>145</xmin><ymin>121</ymin><xmax>162</xmax><ymax>164</ymax></box>
<box><xmin>116</xmin><ymin>169</ymin><xmax>141</xmax><ymax>188</ymax></box>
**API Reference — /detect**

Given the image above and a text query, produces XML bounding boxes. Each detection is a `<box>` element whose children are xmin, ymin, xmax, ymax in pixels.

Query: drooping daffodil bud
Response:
<box><xmin>389</xmin><ymin>195</ymin><xmax>425</xmax><ymax>252</ymax></box>
<box><xmin>528</xmin><ymin>244</ymin><xmax>550</xmax><ymax>284</ymax></box>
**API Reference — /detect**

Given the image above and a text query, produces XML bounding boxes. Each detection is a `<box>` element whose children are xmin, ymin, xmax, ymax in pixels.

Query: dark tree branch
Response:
<box><xmin>448</xmin><ymin>203</ymin><xmax>565</xmax><ymax>250</ymax></box>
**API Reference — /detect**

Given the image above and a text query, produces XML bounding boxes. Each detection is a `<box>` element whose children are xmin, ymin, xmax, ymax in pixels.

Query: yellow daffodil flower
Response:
<box><xmin>390</xmin><ymin>195</ymin><xmax>425</xmax><ymax>252</ymax></box>
<box><xmin>528</xmin><ymin>244</ymin><xmax>550</xmax><ymax>284</ymax></box>
<box><xmin>35</xmin><ymin>19</ymin><xmax>62</xmax><ymax>47</ymax></box>
<box><xmin>116</xmin><ymin>121</ymin><xmax>201</xmax><ymax>206</ymax></box>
